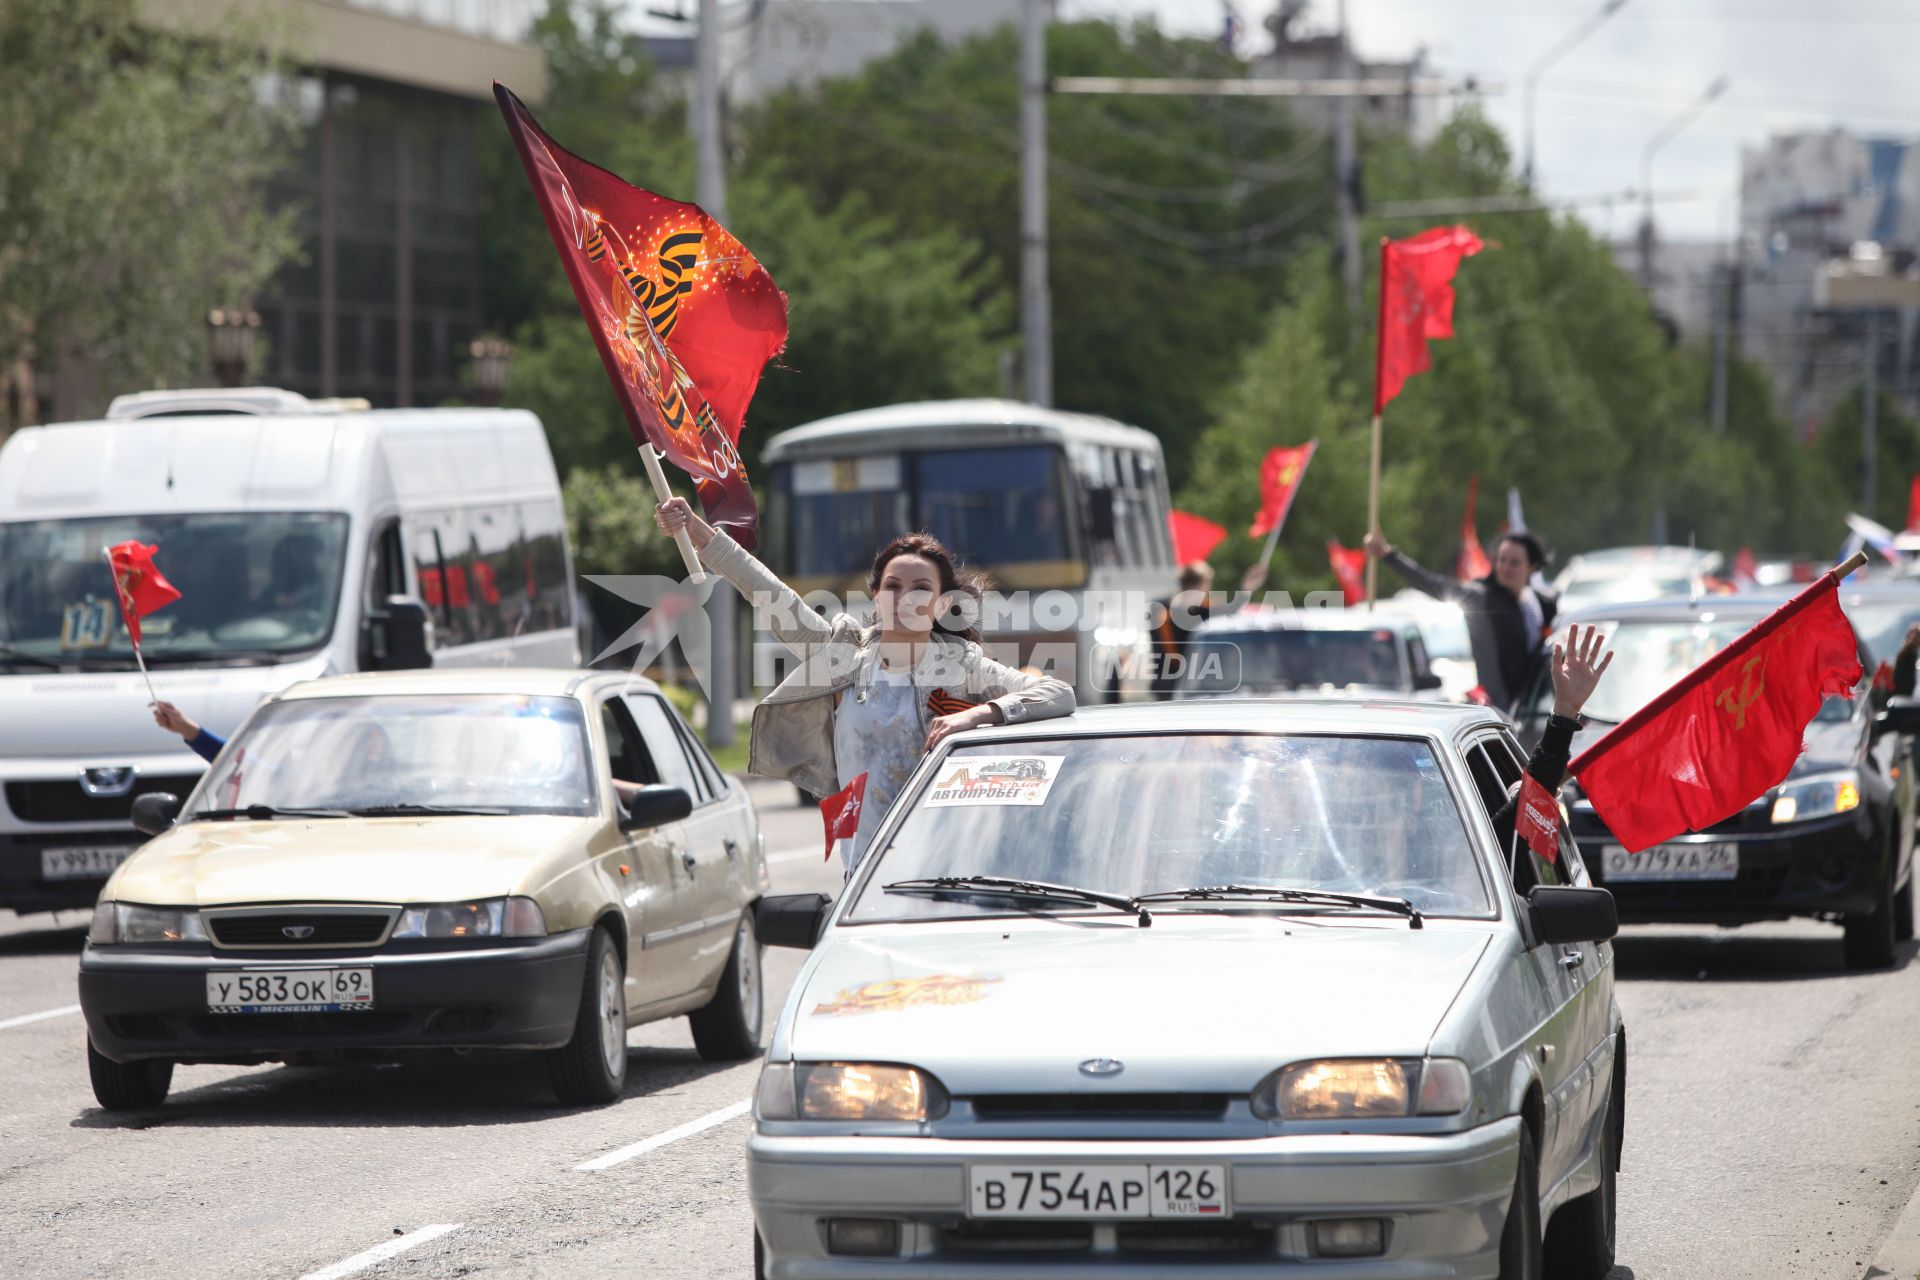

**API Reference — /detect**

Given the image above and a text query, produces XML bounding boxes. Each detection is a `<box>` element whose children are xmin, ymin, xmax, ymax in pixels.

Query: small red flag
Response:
<box><xmin>1374</xmin><ymin>226</ymin><xmax>1484</xmax><ymax>415</ymax></box>
<box><xmin>1873</xmin><ymin>659</ymin><xmax>1896</xmax><ymax>693</ymax></box>
<box><xmin>1328</xmin><ymin>539</ymin><xmax>1368</xmax><ymax>606</ymax></box>
<box><xmin>1734</xmin><ymin>545</ymin><xmax>1758</xmax><ymax>587</ymax></box>
<box><xmin>1516</xmin><ymin>774</ymin><xmax>1560</xmax><ymax>865</ymax></box>
<box><xmin>1249</xmin><ymin>441</ymin><xmax>1317</xmax><ymax>539</ymax></box>
<box><xmin>1908</xmin><ymin>476</ymin><xmax>1920</xmax><ymax>533</ymax></box>
<box><xmin>821</xmin><ymin>772</ymin><xmax>869</xmax><ymax>861</ymax></box>
<box><xmin>1456</xmin><ymin>473</ymin><xmax>1492</xmax><ymax>582</ymax></box>
<box><xmin>495</xmin><ymin>84</ymin><xmax>787</xmax><ymax>548</ymax></box>
<box><xmin>105</xmin><ymin>541</ymin><xmax>181</xmax><ymax>647</ymax></box>
<box><xmin>1169</xmin><ymin>510</ymin><xmax>1227</xmax><ymax>565</ymax></box>
<box><xmin>1569</xmin><ymin>575</ymin><xmax>1864</xmax><ymax>853</ymax></box>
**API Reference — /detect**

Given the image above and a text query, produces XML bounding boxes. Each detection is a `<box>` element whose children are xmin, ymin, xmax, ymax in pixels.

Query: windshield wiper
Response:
<box><xmin>143</xmin><ymin>649</ymin><xmax>290</xmax><ymax>667</ymax></box>
<box><xmin>883</xmin><ymin>876</ymin><xmax>1152</xmax><ymax>927</ymax></box>
<box><xmin>344</xmin><ymin>803</ymin><xmax>515</xmax><ymax>817</ymax></box>
<box><xmin>0</xmin><ymin>646</ymin><xmax>63</xmax><ymax>671</ymax></box>
<box><xmin>190</xmin><ymin>804</ymin><xmax>352</xmax><ymax>822</ymax></box>
<box><xmin>1135</xmin><ymin>884</ymin><xmax>1424</xmax><ymax>929</ymax></box>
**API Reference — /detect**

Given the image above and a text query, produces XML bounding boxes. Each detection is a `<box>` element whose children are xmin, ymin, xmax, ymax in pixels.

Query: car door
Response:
<box><xmin>1463</xmin><ymin>733</ymin><xmax>1590</xmax><ymax>1193</ymax></box>
<box><xmin>624</xmin><ymin>692</ymin><xmax>744</xmax><ymax>988</ymax></box>
<box><xmin>596</xmin><ymin>693</ymin><xmax>701</xmax><ymax>1007</ymax></box>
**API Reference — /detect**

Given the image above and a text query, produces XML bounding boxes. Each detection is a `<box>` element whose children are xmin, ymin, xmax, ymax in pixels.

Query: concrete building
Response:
<box><xmin>1249</xmin><ymin>0</ymin><xmax>1442</xmax><ymax>141</ymax></box>
<box><xmin>131</xmin><ymin>0</ymin><xmax>548</xmax><ymax>410</ymax></box>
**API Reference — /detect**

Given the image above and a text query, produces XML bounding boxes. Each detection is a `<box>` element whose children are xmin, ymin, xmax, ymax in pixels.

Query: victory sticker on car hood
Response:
<box><xmin>923</xmin><ymin>755</ymin><xmax>1065</xmax><ymax>807</ymax></box>
<box><xmin>814</xmin><ymin>973</ymin><xmax>1005</xmax><ymax>1017</ymax></box>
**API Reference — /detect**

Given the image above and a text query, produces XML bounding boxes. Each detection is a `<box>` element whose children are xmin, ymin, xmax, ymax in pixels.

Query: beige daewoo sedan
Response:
<box><xmin>78</xmin><ymin>669</ymin><xmax>769</xmax><ymax>1109</ymax></box>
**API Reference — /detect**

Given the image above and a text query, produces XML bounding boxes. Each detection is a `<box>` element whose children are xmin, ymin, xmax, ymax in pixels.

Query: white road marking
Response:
<box><xmin>0</xmin><ymin>1004</ymin><xmax>80</xmax><ymax>1031</ymax></box>
<box><xmin>576</xmin><ymin>1098</ymin><xmax>753</xmax><ymax>1172</ymax></box>
<box><xmin>298</xmin><ymin>1224</ymin><xmax>463</xmax><ymax>1280</ymax></box>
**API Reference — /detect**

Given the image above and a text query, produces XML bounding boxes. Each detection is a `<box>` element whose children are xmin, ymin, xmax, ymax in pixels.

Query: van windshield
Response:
<box><xmin>0</xmin><ymin>513</ymin><xmax>349</xmax><ymax>670</ymax></box>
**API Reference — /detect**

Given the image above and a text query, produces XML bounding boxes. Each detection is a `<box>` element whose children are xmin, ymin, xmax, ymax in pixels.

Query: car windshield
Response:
<box><xmin>1524</xmin><ymin>618</ymin><xmax>1858</xmax><ymax>725</ymax></box>
<box><xmin>846</xmin><ymin>733</ymin><xmax>1492</xmax><ymax>921</ymax></box>
<box><xmin>1181</xmin><ymin>628</ymin><xmax>1404</xmax><ymax>695</ymax></box>
<box><xmin>192</xmin><ymin>694</ymin><xmax>596</xmax><ymax>817</ymax></box>
<box><xmin>1844</xmin><ymin>599</ymin><xmax>1920</xmax><ymax>664</ymax></box>
<box><xmin>1557</xmin><ymin>574</ymin><xmax>1694</xmax><ymax>613</ymax></box>
<box><xmin>0</xmin><ymin>512</ymin><xmax>348</xmax><ymax>669</ymax></box>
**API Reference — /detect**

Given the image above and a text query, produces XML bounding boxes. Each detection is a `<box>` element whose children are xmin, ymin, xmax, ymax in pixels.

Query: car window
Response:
<box><xmin>624</xmin><ymin>694</ymin><xmax>704</xmax><ymax>801</ymax></box>
<box><xmin>1476</xmin><ymin>733</ymin><xmax>1566</xmax><ymax>891</ymax></box>
<box><xmin>600</xmin><ymin>697</ymin><xmax>659</xmax><ymax>791</ymax></box>
<box><xmin>847</xmin><ymin>733</ymin><xmax>1494</xmax><ymax>921</ymax></box>
<box><xmin>666</xmin><ymin>703</ymin><xmax>728</xmax><ymax>800</ymax></box>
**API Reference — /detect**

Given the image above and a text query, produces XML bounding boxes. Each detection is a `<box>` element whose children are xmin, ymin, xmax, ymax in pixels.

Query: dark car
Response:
<box><xmin>1516</xmin><ymin>598</ymin><xmax>1917</xmax><ymax>970</ymax></box>
<box><xmin>1175</xmin><ymin>610</ymin><xmax>1447</xmax><ymax>700</ymax></box>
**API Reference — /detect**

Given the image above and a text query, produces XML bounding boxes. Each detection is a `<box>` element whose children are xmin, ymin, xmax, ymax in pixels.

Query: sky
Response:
<box><xmin>1058</xmin><ymin>0</ymin><xmax>1920</xmax><ymax>242</ymax></box>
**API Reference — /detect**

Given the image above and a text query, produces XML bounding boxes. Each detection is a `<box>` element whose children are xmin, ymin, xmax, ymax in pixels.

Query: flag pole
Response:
<box><xmin>1258</xmin><ymin>508</ymin><xmax>1285</xmax><ymax>572</ymax></box>
<box><xmin>102</xmin><ymin>549</ymin><xmax>159</xmax><ymax>705</ymax></box>
<box><xmin>1832</xmin><ymin>550</ymin><xmax>1869</xmax><ymax>580</ymax></box>
<box><xmin>638</xmin><ymin>445</ymin><xmax>708</xmax><ymax>583</ymax></box>
<box><xmin>1365</xmin><ymin>412</ymin><xmax>1383</xmax><ymax>610</ymax></box>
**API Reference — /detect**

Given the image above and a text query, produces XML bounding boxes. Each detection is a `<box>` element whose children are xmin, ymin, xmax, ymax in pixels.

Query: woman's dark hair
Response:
<box><xmin>867</xmin><ymin>532</ymin><xmax>987</xmax><ymax>642</ymax></box>
<box><xmin>1497</xmin><ymin>531</ymin><xmax>1548</xmax><ymax>570</ymax></box>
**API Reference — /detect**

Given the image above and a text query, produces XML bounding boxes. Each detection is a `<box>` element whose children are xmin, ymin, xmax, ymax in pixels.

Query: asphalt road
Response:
<box><xmin>5</xmin><ymin>779</ymin><xmax>1920</xmax><ymax>1279</ymax></box>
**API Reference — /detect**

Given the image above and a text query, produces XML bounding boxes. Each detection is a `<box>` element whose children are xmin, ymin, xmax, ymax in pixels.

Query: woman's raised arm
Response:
<box><xmin>654</xmin><ymin>498</ymin><xmax>835</xmax><ymax>655</ymax></box>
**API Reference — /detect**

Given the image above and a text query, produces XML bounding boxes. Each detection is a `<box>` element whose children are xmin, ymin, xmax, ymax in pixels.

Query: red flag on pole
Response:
<box><xmin>1456</xmin><ymin>473</ymin><xmax>1493</xmax><ymax>582</ymax></box>
<box><xmin>1907</xmin><ymin>476</ymin><xmax>1920</xmax><ymax>532</ymax></box>
<box><xmin>1516</xmin><ymin>774</ymin><xmax>1561</xmax><ymax>866</ymax></box>
<box><xmin>105</xmin><ymin>541</ymin><xmax>181</xmax><ymax>647</ymax></box>
<box><xmin>1169</xmin><ymin>510</ymin><xmax>1226</xmax><ymax>565</ymax></box>
<box><xmin>1568</xmin><ymin>573</ymin><xmax>1864</xmax><ymax>853</ymax></box>
<box><xmin>1328</xmin><ymin>539</ymin><xmax>1368</xmax><ymax>606</ymax></box>
<box><xmin>494</xmin><ymin>84</ymin><xmax>787</xmax><ymax>549</ymax></box>
<box><xmin>821</xmin><ymin>772</ymin><xmax>869</xmax><ymax>862</ymax></box>
<box><xmin>1248</xmin><ymin>442</ymin><xmax>1318</xmax><ymax>539</ymax></box>
<box><xmin>1374</xmin><ymin>226</ymin><xmax>1485</xmax><ymax>415</ymax></box>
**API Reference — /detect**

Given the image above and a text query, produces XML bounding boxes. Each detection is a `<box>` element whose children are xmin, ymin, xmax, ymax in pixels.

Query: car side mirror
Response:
<box><xmin>756</xmin><ymin>893</ymin><xmax>833</xmax><ymax>949</ymax></box>
<box><xmin>619</xmin><ymin>784</ymin><xmax>693</xmax><ymax>831</ymax></box>
<box><xmin>1876</xmin><ymin>696</ymin><xmax>1920</xmax><ymax>739</ymax></box>
<box><xmin>1526</xmin><ymin>885</ymin><xmax>1618</xmax><ymax>946</ymax></box>
<box><xmin>1087</xmin><ymin>486</ymin><xmax>1117</xmax><ymax>543</ymax></box>
<box><xmin>130</xmin><ymin>792</ymin><xmax>181</xmax><ymax>838</ymax></box>
<box><xmin>1413</xmin><ymin>671</ymin><xmax>1444</xmax><ymax>691</ymax></box>
<box><xmin>364</xmin><ymin>595</ymin><xmax>433</xmax><ymax>671</ymax></box>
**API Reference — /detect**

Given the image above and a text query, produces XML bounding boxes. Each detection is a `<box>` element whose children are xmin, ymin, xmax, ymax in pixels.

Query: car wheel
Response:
<box><xmin>87</xmin><ymin>1038</ymin><xmax>172</xmax><ymax>1110</ymax></box>
<box><xmin>1843</xmin><ymin>851</ymin><xmax>1899</xmax><ymax>970</ymax></box>
<box><xmin>690</xmin><ymin>913</ymin><xmax>763</xmax><ymax>1061</ymax></box>
<box><xmin>1544</xmin><ymin>1076</ymin><xmax>1618</xmax><ymax>1280</ymax></box>
<box><xmin>1498</xmin><ymin>1122</ymin><xmax>1543</xmax><ymax>1280</ymax></box>
<box><xmin>754</xmin><ymin>1229</ymin><xmax>768</xmax><ymax>1280</ymax></box>
<box><xmin>547</xmin><ymin>926</ymin><xmax>628</xmax><ymax>1106</ymax></box>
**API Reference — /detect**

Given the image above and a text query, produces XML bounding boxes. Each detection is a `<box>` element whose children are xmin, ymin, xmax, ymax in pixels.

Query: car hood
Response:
<box><xmin>786</xmin><ymin>918</ymin><xmax>1492</xmax><ymax>1094</ymax></box>
<box><xmin>105</xmin><ymin>814</ymin><xmax>598</xmax><ymax>907</ymax></box>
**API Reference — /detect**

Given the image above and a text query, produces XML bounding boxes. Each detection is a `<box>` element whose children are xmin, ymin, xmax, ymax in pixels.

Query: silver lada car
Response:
<box><xmin>749</xmin><ymin>700</ymin><xmax>1623</xmax><ymax>1279</ymax></box>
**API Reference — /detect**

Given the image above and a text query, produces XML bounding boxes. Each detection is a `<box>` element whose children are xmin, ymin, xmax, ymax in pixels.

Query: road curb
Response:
<box><xmin>1867</xmin><ymin>1176</ymin><xmax>1920</xmax><ymax>1280</ymax></box>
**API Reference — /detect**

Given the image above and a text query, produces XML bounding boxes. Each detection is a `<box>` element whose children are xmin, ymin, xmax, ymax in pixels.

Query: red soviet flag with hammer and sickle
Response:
<box><xmin>1248</xmin><ymin>442</ymin><xmax>1317</xmax><ymax>539</ymax></box>
<box><xmin>1569</xmin><ymin>573</ymin><xmax>1863</xmax><ymax>853</ymax></box>
<box><xmin>495</xmin><ymin>84</ymin><xmax>787</xmax><ymax>548</ymax></box>
<box><xmin>821</xmin><ymin>772</ymin><xmax>869</xmax><ymax>862</ymax></box>
<box><xmin>105</xmin><ymin>541</ymin><xmax>181</xmax><ymax>647</ymax></box>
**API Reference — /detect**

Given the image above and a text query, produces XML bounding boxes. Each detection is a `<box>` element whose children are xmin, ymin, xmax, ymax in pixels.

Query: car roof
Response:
<box><xmin>952</xmin><ymin>699</ymin><xmax>1503</xmax><ymax>743</ymax></box>
<box><xmin>276</xmin><ymin>667</ymin><xmax>657</xmax><ymax>701</ymax></box>
<box><xmin>1194</xmin><ymin>609</ymin><xmax>1417</xmax><ymax>635</ymax></box>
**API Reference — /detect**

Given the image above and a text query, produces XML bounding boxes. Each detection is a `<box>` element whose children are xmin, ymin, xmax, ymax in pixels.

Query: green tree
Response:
<box><xmin>1810</xmin><ymin>388</ymin><xmax>1920</xmax><ymax>537</ymax></box>
<box><xmin>0</xmin><ymin>0</ymin><xmax>299</xmax><ymax>412</ymax></box>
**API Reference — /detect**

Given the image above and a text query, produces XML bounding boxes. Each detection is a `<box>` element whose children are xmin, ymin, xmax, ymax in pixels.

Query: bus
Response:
<box><xmin>761</xmin><ymin>399</ymin><xmax>1178</xmax><ymax>701</ymax></box>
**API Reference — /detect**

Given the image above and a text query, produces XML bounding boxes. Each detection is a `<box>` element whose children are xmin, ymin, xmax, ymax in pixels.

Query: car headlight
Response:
<box><xmin>389</xmin><ymin>896</ymin><xmax>547</xmax><ymax>939</ymax></box>
<box><xmin>754</xmin><ymin>1062</ymin><xmax>950</xmax><ymax>1122</ymax></box>
<box><xmin>1252</xmin><ymin>1057</ymin><xmax>1471</xmax><ymax>1120</ymax></box>
<box><xmin>89</xmin><ymin>902</ymin><xmax>206</xmax><ymax>945</ymax></box>
<box><xmin>1771</xmin><ymin>770</ymin><xmax>1861</xmax><ymax>824</ymax></box>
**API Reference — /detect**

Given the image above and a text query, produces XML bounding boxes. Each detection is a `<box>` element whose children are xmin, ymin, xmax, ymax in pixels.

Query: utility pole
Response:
<box><xmin>696</xmin><ymin>0</ymin><xmax>736</xmax><ymax>749</ymax></box>
<box><xmin>1710</xmin><ymin>259</ymin><xmax>1731</xmax><ymax>432</ymax></box>
<box><xmin>1333</xmin><ymin>0</ymin><xmax>1361</xmax><ymax>320</ymax></box>
<box><xmin>1020</xmin><ymin>0</ymin><xmax>1053</xmax><ymax>406</ymax></box>
<box><xmin>1864</xmin><ymin>312</ymin><xmax>1880</xmax><ymax>512</ymax></box>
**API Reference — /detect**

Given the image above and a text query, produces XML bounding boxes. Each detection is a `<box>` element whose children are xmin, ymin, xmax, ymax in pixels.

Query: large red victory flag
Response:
<box><xmin>495</xmin><ymin>84</ymin><xmax>787</xmax><ymax>548</ymax></box>
<box><xmin>1569</xmin><ymin>574</ymin><xmax>1864</xmax><ymax>853</ymax></box>
<box><xmin>1169</xmin><ymin>510</ymin><xmax>1226</xmax><ymax>565</ymax></box>
<box><xmin>106</xmin><ymin>541</ymin><xmax>180</xmax><ymax>647</ymax></box>
<box><xmin>1374</xmin><ymin>226</ymin><xmax>1484</xmax><ymax>414</ymax></box>
<box><xmin>1249</xmin><ymin>442</ymin><xmax>1318</xmax><ymax>539</ymax></box>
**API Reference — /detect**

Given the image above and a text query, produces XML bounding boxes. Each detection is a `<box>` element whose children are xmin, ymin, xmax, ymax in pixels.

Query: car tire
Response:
<box><xmin>1843</xmin><ymin>851</ymin><xmax>1899</xmax><ymax>971</ymax></box>
<box><xmin>87</xmin><ymin>1038</ymin><xmax>172</xmax><ymax>1110</ymax></box>
<box><xmin>547</xmin><ymin>926</ymin><xmax>628</xmax><ymax>1106</ymax></box>
<box><xmin>753</xmin><ymin>1229</ymin><xmax>768</xmax><ymax>1280</ymax></box>
<box><xmin>1544</xmin><ymin>1077</ymin><xmax>1618</xmax><ymax>1280</ymax></box>
<box><xmin>690</xmin><ymin>913</ymin><xmax>763</xmax><ymax>1061</ymax></box>
<box><xmin>1498</xmin><ymin>1122</ymin><xmax>1544</xmax><ymax>1280</ymax></box>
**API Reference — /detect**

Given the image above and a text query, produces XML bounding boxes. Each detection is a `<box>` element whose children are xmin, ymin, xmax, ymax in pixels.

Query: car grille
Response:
<box><xmin>969</xmin><ymin>1093</ymin><xmax>1230</xmax><ymax>1121</ymax></box>
<box><xmin>5</xmin><ymin>774</ymin><xmax>201</xmax><ymax>823</ymax></box>
<box><xmin>206</xmin><ymin>911</ymin><xmax>395</xmax><ymax>949</ymax></box>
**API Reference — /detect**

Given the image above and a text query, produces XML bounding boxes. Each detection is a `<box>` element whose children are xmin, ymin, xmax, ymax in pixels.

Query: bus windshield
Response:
<box><xmin>0</xmin><ymin>512</ymin><xmax>349</xmax><ymax>670</ymax></box>
<box><xmin>915</xmin><ymin>446</ymin><xmax>1071</xmax><ymax>571</ymax></box>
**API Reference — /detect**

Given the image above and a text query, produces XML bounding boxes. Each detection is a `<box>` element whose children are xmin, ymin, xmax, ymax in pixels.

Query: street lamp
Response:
<box><xmin>206</xmin><ymin>307</ymin><xmax>261</xmax><ymax>387</ymax></box>
<box><xmin>467</xmin><ymin>335</ymin><xmax>515</xmax><ymax>406</ymax></box>
<box><xmin>1522</xmin><ymin>0</ymin><xmax>1631</xmax><ymax>187</ymax></box>
<box><xmin>1638</xmin><ymin>75</ymin><xmax>1730</xmax><ymax>281</ymax></box>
